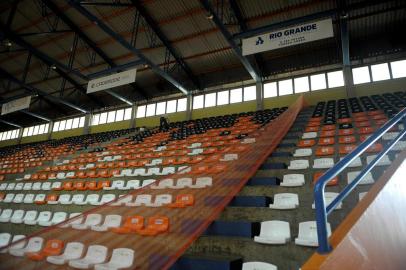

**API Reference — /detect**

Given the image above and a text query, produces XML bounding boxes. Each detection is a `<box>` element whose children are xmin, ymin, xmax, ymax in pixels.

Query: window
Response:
<box><xmin>193</xmin><ymin>95</ymin><xmax>204</xmax><ymax>109</ymax></box>
<box><xmin>58</xmin><ymin>120</ymin><xmax>66</xmax><ymax>131</ymax></box>
<box><xmin>204</xmin><ymin>93</ymin><xmax>216</xmax><ymax>107</ymax></box>
<box><xmin>72</xmin><ymin>118</ymin><xmax>79</xmax><ymax>129</ymax></box>
<box><xmin>136</xmin><ymin>105</ymin><xmax>146</xmax><ymax>118</ymax></box>
<box><xmin>124</xmin><ymin>108</ymin><xmax>132</xmax><ymax>120</ymax></box>
<box><xmin>244</xmin><ymin>86</ymin><xmax>256</xmax><ymax>101</ymax></box>
<box><xmin>6</xmin><ymin>131</ymin><xmax>11</xmax><ymax>140</ymax></box>
<box><xmin>53</xmin><ymin>121</ymin><xmax>60</xmax><ymax>132</ymax></box>
<box><xmin>65</xmin><ymin>119</ymin><xmax>73</xmax><ymax>130</ymax></box>
<box><xmin>44</xmin><ymin>124</ymin><xmax>49</xmax><ymax>133</ymax></box>
<box><xmin>27</xmin><ymin>126</ymin><xmax>34</xmax><ymax>136</ymax></box>
<box><xmin>391</xmin><ymin>60</ymin><xmax>406</xmax><ymax>78</ymax></box>
<box><xmin>352</xmin><ymin>66</ymin><xmax>371</xmax><ymax>84</ymax></box>
<box><xmin>11</xmin><ymin>129</ymin><xmax>18</xmax><ymax>139</ymax></box>
<box><xmin>327</xmin><ymin>70</ymin><xmax>344</xmax><ymax>88</ymax></box>
<box><xmin>146</xmin><ymin>103</ymin><xmax>156</xmax><ymax>117</ymax></box>
<box><xmin>156</xmin><ymin>102</ymin><xmax>166</xmax><ymax>115</ymax></box>
<box><xmin>217</xmin><ymin>90</ymin><xmax>229</xmax><ymax>105</ymax></box>
<box><xmin>263</xmin><ymin>82</ymin><xmax>277</xmax><ymax>98</ymax></box>
<box><xmin>23</xmin><ymin>128</ymin><xmax>28</xmax><ymax>137</ymax></box>
<box><xmin>230</xmin><ymin>88</ymin><xmax>242</xmax><ymax>103</ymax></box>
<box><xmin>166</xmin><ymin>100</ymin><xmax>177</xmax><ymax>113</ymax></box>
<box><xmin>33</xmin><ymin>125</ymin><xmax>39</xmax><ymax>136</ymax></box>
<box><xmin>107</xmin><ymin>111</ymin><xmax>116</xmax><ymax>123</ymax></box>
<box><xmin>99</xmin><ymin>112</ymin><xmax>107</xmax><ymax>124</ymax></box>
<box><xmin>115</xmin><ymin>109</ymin><xmax>124</xmax><ymax>122</ymax></box>
<box><xmin>177</xmin><ymin>98</ymin><xmax>187</xmax><ymax>112</ymax></box>
<box><xmin>371</xmin><ymin>63</ymin><xmax>390</xmax><ymax>82</ymax></box>
<box><xmin>79</xmin><ymin>117</ymin><xmax>85</xmax><ymax>127</ymax></box>
<box><xmin>92</xmin><ymin>114</ymin><xmax>100</xmax><ymax>126</ymax></box>
<box><xmin>294</xmin><ymin>76</ymin><xmax>309</xmax><ymax>93</ymax></box>
<box><xmin>38</xmin><ymin>124</ymin><xmax>45</xmax><ymax>134</ymax></box>
<box><xmin>310</xmin><ymin>73</ymin><xmax>327</xmax><ymax>91</ymax></box>
<box><xmin>278</xmin><ymin>79</ymin><xmax>293</xmax><ymax>96</ymax></box>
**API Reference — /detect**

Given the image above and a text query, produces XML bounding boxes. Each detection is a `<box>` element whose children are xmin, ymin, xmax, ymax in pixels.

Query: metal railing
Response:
<box><xmin>314</xmin><ymin>107</ymin><xmax>406</xmax><ymax>253</ymax></box>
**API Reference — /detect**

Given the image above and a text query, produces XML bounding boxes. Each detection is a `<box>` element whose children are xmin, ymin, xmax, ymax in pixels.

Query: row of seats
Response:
<box><xmin>0</xmin><ymin>234</ymin><xmax>135</xmax><ymax>269</ymax></box>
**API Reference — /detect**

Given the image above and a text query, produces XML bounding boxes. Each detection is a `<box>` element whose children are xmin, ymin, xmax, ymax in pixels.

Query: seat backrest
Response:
<box><xmin>242</xmin><ymin>261</ymin><xmax>277</xmax><ymax>270</ymax></box>
<box><xmin>11</xmin><ymin>210</ymin><xmax>25</xmax><ymax>220</ymax></box>
<box><xmin>42</xmin><ymin>239</ymin><xmax>64</xmax><ymax>256</ymax></box>
<box><xmin>37</xmin><ymin>211</ymin><xmax>52</xmax><ymax>222</ymax></box>
<box><xmin>23</xmin><ymin>210</ymin><xmax>38</xmax><ymax>221</ymax></box>
<box><xmin>108</xmin><ymin>248</ymin><xmax>134</xmax><ymax>267</ymax></box>
<box><xmin>25</xmin><ymin>237</ymin><xmax>44</xmax><ymax>252</ymax></box>
<box><xmin>155</xmin><ymin>194</ymin><xmax>172</xmax><ymax>204</ymax></box>
<box><xmin>9</xmin><ymin>235</ymin><xmax>26</xmax><ymax>250</ymax></box>
<box><xmin>86</xmin><ymin>194</ymin><xmax>100</xmax><ymax>203</ymax></box>
<box><xmin>0</xmin><ymin>233</ymin><xmax>11</xmax><ymax>248</ymax></box>
<box><xmin>0</xmin><ymin>209</ymin><xmax>13</xmax><ymax>218</ymax></box>
<box><xmin>148</xmin><ymin>216</ymin><xmax>169</xmax><ymax>231</ymax></box>
<box><xmin>84</xmin><ymin>245</ymin><xmax>108</xmax><ymax>262</ymax></box>
<box><xmin>72</xmin><ymin>194</ymin><xmax>85</xmax><ymax>203</ymax></box>
<box><xmin>52</xmin><ymin>212</ymin><xmax>67</xmax><ymax>223</ymax></box>
<box><xmin>63</xmin><ymin>242</ymin><xmax>84</xmax><ymax>259</ymax></box>
<box><xmin>135</xmin><ymin>194</ymin><xmax>152</xmax><ymax>204</ymax></box>
<box><xmin>103</xmin><ymin>215</ymin><xmax>122</xmax><ymax>227</ymax></box>
<box><xmin>85</xmin><ymin>214</ymin><xmax>102</xmax><ymax>226</ymax></box>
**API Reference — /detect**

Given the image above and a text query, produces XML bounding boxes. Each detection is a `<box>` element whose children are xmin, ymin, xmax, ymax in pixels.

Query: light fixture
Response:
<box><xmin>51</xmin><ymin>65</ymin><xmax>57</xmax><ymax>70</ymax></box>
<box><xmin>143</xmin><ymin>64</ymin><xmax>149</xmax><ymax>68</ymax></box>
<box><xmin>206</xmin><ymin>13</ymin><xmax>213</xmax><ymax>20</ymax></box>
<box><xmin>4</xmin><ymin>40</ymin><xmax>12</xmax><ymax>47</ymax></box>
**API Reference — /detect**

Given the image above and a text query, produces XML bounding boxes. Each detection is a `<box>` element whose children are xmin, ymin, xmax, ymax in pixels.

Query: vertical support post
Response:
<box><xmin>314</xmin><ymin>182</ymin><xmax>332</xmax><ymax>254</ymax></box>
<box><xmin>17</xmin><ymin>127</ymin><xmax>23</xmax><ymax>144</ymax></box>
<box><xmin>131</xmin><ymin>104</ymin><xmax>137</xmax><ymax>129</ymax></box>
<box><xmin>256</xmin><ymin>80</ymin><xmax>264</xmax><ymax>110</ymax></box>
<box><xmin>186</xmin><ymin>92</ymin><xmax>193</xmax><ymax>121</ymax></box>
<box><xmin>340</xmin><ymin>14</ymin><xmax>355</xmax><ymax>98</ymax></box>
<box><xmin>47</xmin><ymin>121</ymin><xmax>54</xmax><ymax>140</ymax></box>
<box><xmin>83</xmin><ymin>113</ymin><xmax>92</xmax><ymax>135</ymax></box>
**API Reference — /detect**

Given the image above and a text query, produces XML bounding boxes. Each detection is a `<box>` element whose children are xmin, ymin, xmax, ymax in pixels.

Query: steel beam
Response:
<box><xmin>199</xmin><ymin>0</ymin><xmax>260</xmax><ymax>82</ymax></box>
<box><xmin>87</xmin><ymin>59</ymin><xmax>145</xmax><ymax>79</ymax></box>
<box><xmin>78</xmin><ymin>1</ymin><xmax>134</xmax><ymax>7</ymax></box>
<box><xmin>130</xmin><ymin>0</ymin><xmax>201</xmax><ymax>90</ymax></box>
<box><xmin>21</xmin><ymin>110</ymin><xmax>51</xmax><ymax>121</ymax></box>
<box><xmin>0</xmin><ymin>67</ymin><xmax>88</xmax><ymax>113</ymax></box>
<box><xmin>69</xmin><ymin>0</ymin><xmax>189</xmax><ymax>95</ymax></box>
<box><xmin>0</xmin><ymin>119</ymin><xmax>22</xmax><ymax>128</ymax></box>
<box><xmin>6</xmin><ymin>0</ymin><xmax>20</xmax><ymax>29</ymax></box>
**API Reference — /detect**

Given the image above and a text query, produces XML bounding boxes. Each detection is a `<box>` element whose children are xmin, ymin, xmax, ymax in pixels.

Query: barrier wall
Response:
<box><xmin>302</xmin><ymin>149</ymin><xmax>406</xmax><ymax>270</ymax></box>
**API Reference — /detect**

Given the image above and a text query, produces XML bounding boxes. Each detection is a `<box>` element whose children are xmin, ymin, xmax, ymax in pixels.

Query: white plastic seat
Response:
<box><xmin>98</xmin><ymin>194</ymin><xmax>116</xmax><ymax>205</ymax></box>
<box><xmin>33</xmin><ymin>194</ymin><xmax>46</xmax><ymax>204</ymax></box>
<box><xmin>150</xmin><ymin>178</ymin><xmax>174</xmax><ymax>189</ymax></box>
<box><xmin>339</xmin><ymin>157</ymin><xmax>362</xmax><ymax>167</ymax></box>
<box><xmin>65</xmin><ymin>172</ymin><xmax>75</xmax><ymax>179</ymax></box>
<box><xmin>146</xmin><ymin>158</ymin><xmax>163</xmax><ymax>166</ymax></box>
<box><xmin>172</xmin><ymin>178</ymin><xmax>193</xmax><ymax>189</ymax></box>
<box><xmin>358</xmin><ymin>192</ymin><xmax>367</xmax><ymax>201</ymax></box>
<box><xmin>280</xmin><ymin>174</ymin><xmax>305</xmax><ymax>187</ymax></box>
<box><xmin>220</xmin><ymin>153</ymin><xmax>238</xmax><ymax>161</ymax></box>
<box><xmin>146</xmin><ymin>194</ymin><xmax>172</xmax><ymax>207</ymax></box>
<box><xmin>59</xmin><ymin>194</ymin><xmax>73</xmax><ymax>205</ymax></box>
<box><xmin>242</xmin><ymin>138</ymin><xmax>256</xmax><ymax>144</ymax></box>
<box><xmin>153</xmin><ymin>146</ymin><xmax>167</xmax><ymax>152</ymax></box>
<box><xmin>42</xmin><ymin>212</ymin><xmax>68</xmax><ymax>226</ymax></box>
<box><xmin>111</xmin><ymin>195</ymin><xmax>133</xmax><ymax>206</ymax></box>
<box><xmin>313</xmin><ymin>158</ymin><xmax>334</xmax><ymax>169</ymax></box>
<box><xmin>47</xmin><ymin>242</ymin><xmax>84</xmax><ymax>265</ymax></box>
<box><xmin>144</xmin><ymin>167</ymin><xmax>160</xmax><ymax>176</ymax></box>
<box><xmin>242</xmin><ymin>262</ymin><xmax>278</xmax><ymax>270</ymax></box>
<box><xmin>56</xmin><ymin>172</ymin><xmax>66</xmax><ymax>179</ymax></box>
<box><xmin>366</xmin><ymin>154</ymin><xmax>391</xmax><ymax>166</ymax></box>
<box><xmin>254</xmin><ymin>220</ymin><xmax>291</xmax><ymax>245</ymax></box>
<box><xmin>32</xmin><ymin>182</ymin><xmax>42</xmax><ymax>190</ymax></box>
<box><xmin>23</xmin><ymin>210</ymin><xmax>38</xmax><ymax>225</ymax></box>
<box><xmin>269</xmin><ymin>193</ymin><xmax>299</xmax><ymax>210</ymax></box>
<box><xmin>0</xmin><ymin>183</ymin><xmax>7</xmax><ymax>190</ymax></box>
<box><xmin>3</xmin><ymin>193</ymin><xmax>15</xmax><ymax>203</ymax></box>
<box><xmin>382</xmin><ymin>132</ymin><xmax>400</xmax><ymax>140</ymax></box>
<box><xmin>391</xmin><ymin>140</ymin><xmax>406</xmax><ymax>151</ymax></box>
<box><xmin>36</xmin><ymin>211</ymin><xmax>52</xmax><ymax>226</ymax></box>
<box><xmin>87</xmin><ymin>194</ymin><xmax>101</xmax><ymax>206</ymax></box>
<box><xmin>288</xmin><ymin>160</ymin><xmax>309</xmax><ymax>170</ymax></box>
<box><xmin>141</xmin><ymin>179</ymin><xmax>156</xmax><ymax>187</ymax></box>
<box><xmin>188</xmin><ymin>148</ymin><xmax>204</xmax><ymax>156</ymax></box>
<box><xmin>12</xmin><ymin>193</ymin><xmax>25</xmax><ymax>203</ymax></box>
<box><xmin>132</xmin><ymin>168</ymin><xmax>146</xmax><ymax>177</ymax></box>
<box><xmin>293</xmin><ymin>148</ymin><xmax>312</xmax><ymax>157</ymax></box>
<box><xmin>105</xmin><ymin>180</ymin><xmax>125</xmax><ymax>190</ymax></box>
<box><xmin>23</xmin><ymin>174</ymin><xmax>32</xmax><ymax>180</ymax></box>
<box><xmin>187</xmin><ymin>142</ymin><xmax>201</xmax><ymax>148</ymax></box>
<box><xmin>23</xmin><ymin>182</ymin><xmax>33</xmax><ymax>190</ymax></box>
<box><xmin>9</xmin><ymin>236</ymin><xmax>43</xmax><ymax>257</ymax></box>
<box><xmin>112</xmin><ymin>155</ymin><xmax>122</xmax><ymax>161</ymax></box>
<box><xmin>347</xmin><ymin>171</ymin><xmax>374</xmax><ymax>185</ymax></box>
<box><xmin>72</xmin><ymin>214</ymin><xmax>103</xmax><ymax>230</ymax></box>
<box><xmin>48</xmin><ymin>173</ymin><xmax>57</xmax><ymax>180</ymax></box>
<box><xmin>41</xmin><ymin>182</ymin><xmax>52</xmax><ymax>190</ymax></box>
<box><xmin>123</xmin><ymin>180</ymin><xmax>141</xmax><ymax>190</ymax></box>
<box><xmin>295</xmin><ymin>221</ymin><xmax>331</xmax><ymax>247</ymax></box>
<box><xmin>312</xmin><ymin>192</ymin><xmax>342</xmax><ymax>210</ymax></box>
<box><xmin>91</xmin><ymin>215</ymin><xmax>122</xmax><ymax>232</ymax></box>
<box><xmin>191</xmin><ymin>177</ymin><xmax>213</xmax><ymax>188</ymax></box>
<box><xmin>10</xmin><ymin>210</ymin><xmax>25</xmax><ymax>224</ymax></box>
<box><xmin>95</xmin><ymin>248</ymin><xmax>134</xmax><ymax>270</ymax></box>
<box><xmin>133</xmin><ymin>194</ymin><xmax>152</xmax><ymax>206</ymax></box>
<box><xmin>14</xmin><ymin>183</ymin><xmax>24</xmax><ymax>190</ymax></box>
<box><xmin>0</xmin><ymin>233</ymin><xmax>11</xmax><ymax>253</ymax></box>
<box><xmin>160</xmin><ymin>166</ymin><xmax>176</xmax><ymax>175</ymax></box>
<box><xmin>7</xmin><ymin>235</ymin><xmax>26</xmax><ymax>255</ymax></box>
<box><xmin>302</xmin><ymin>132</ymin><xmax>317</xmax><ymax>139</ymax></box>
<box><xmin>69</xmin><ymin>245</ymin><xmax>108</xmax><ymax>269</ymax></box>
<box><xmin>59</xmin><ymin>213</ymin><xmax>83</xmax><ymax>228</ymax></box>
<box><xmin>72</xmin><ymin>194</ymin><xmax>86</xmax><ymax>205</ymax></box>
<box><xmin>51</xmin><ymin>182</ymin><xmax>62</xmax><ymax>189</ymax></box>
<box><xmin>115</xmin><ymin>169</ymin><xmax>133</xmax><ymax>178</ymax></box>
<box><xmin>6</xmin><ymin>183</ymin><xmax>15</xmax><ymax>190</ymax></box>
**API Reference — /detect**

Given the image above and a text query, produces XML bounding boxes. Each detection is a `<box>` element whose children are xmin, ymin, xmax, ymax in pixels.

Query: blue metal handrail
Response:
<box><xmin>314</xmin><ymin>107</ymin><xmax>406</xmax><ymax>253</ymax></box>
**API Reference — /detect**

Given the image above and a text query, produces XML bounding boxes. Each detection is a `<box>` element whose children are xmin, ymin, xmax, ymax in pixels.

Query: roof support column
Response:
<box><xmin>83</xmin><ymin>113</ymin><xmax>92</xmax><ymax>135</ymax></box>
<box><xmin>17</xmin><ymin>127</ymin><xmax>23</xmax><ymax>144</ymax></box>
<box><xmin>131</xmin><ymin>104</ymin><xmax>137</xmax><ymax>129</ymax></box>
<box><xmin>340</xmin><ymin>14</ymin><xmax>355</xmax><ymax>98</ymax></box>
<box><xmin>47</xmin><ymin>121</ymin><xmax>54</xmax><ymax>140</ymax></box>
<box><xmin>256</xmin><ymin>80</ymin><xmax>264</xmax><ymax>111</ymax></box>
<box><xmin>186</xmin><ymin>93</ymin><xmax>193</xmax><ymax>121</ymax></box>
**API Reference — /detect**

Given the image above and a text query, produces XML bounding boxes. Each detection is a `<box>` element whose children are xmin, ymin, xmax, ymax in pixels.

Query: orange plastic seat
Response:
<box><xmin>367</xmin><ymin>110</ymin><xmax>383</xmax><ymax>116</ymax></box>
<box><xmin>338</xmin><ymin>118</ymin><xmax>352</xmax><ymax>124</ymax></box>
<box><xmin>96</xmin><ymin>163</ymin><xmax>108</xmax><ymax>169</ymax></box>
<box><xmin>318</xmin><ymin>137</ymin><xmax>335</xmax><ymax>146</ymax></box>
<box><xmin>354</xmin><ymin>116</ymin><xmax>368</xmax><ymax>122</ymax></box>
<box><xmin>313</xmin><ymin>172</ymin><xmax>338</xmax><ymax>186</ymax></box>
<box><xmin>136</xmin><ymin>216</ymin><xmax>169</xmax><ymax>236</ymax></box>
<box><xmin>307</xmin><ymin>122</ymin><xmax>320</xmax><ymax>127</ymax></box>
<box><xmin>97</xmin><ymin>180</ymin><xmax>111</xmax><ymax>190</ymax></box>
<box><xmin>203</xmin><ymin>148</ymin><xmax>218</xmax><ymax>154</ymax></box>
<box><xmin>321</xmin><ymin>125</ymin><xmax>335</xmax><ymax>131</ymax></box>
<box><xmin>297</xmin><ymin>139</ymin><xmax>316</xmax><ymax>148</ymax></box>
<box><xmin>173</xmin><ymin>157</ymin><xmax>190</xmax><ymax>165</ymax></box>
<box><xmin>111</xmin><ymin>216</ymin><xmax>144</xmax><ymax>234</ymax></box>
<box><xmin>309</xmin><ymin>117</ymin><xmax>323</xmax><ymax>122</ymax></box>
<box><xmin>371</xmin><ymin>114</ymin><xmax>387</xmax><ymax>120</ymax></box>
<box><xmin>203</xmin><ymin>155</ymin><xmax>220</xmax><ymax>163</ymax></box>
<box><xmin>47</xmin><ymin>173</ymin><xmax>57</xmax><ymax>179</ymax></box>
<box><xmin>210</xmin><ymin>164</ymin><xmax>227</xmax><ymax>174</ymax></box>
<box><xmin>190</xmin><ymin>165</ymin><xmax>209</xmax><ymax>174</ymax></box>
<box><xmin>0</xmin><ymin>175</ymin><xmax>4</xmax><ymax>181</ymax></box>
<box><xmin>305</xmin><ymin>126</ymin><xmax>319</xmax><ymax>132</ymax></box>
<box><xmin>167</xmin><ymin>194</ymin><xmax>195</xmax><ymax>208</ymax></box>
<box><xmin>352</xmin><ymin>112</ymin><xmax>367</xmax><ymax>117</ymax></box>
<box><xmin>62</xmin><ymin>181</ymin><xmax>75</xmax><ymax>191</ymax></box>
<box><xmin>315</xmin><ymin>146</ymin><xmax>335</xmax><ymax>156</ymax></box>
<box><xmin>320</xmin><ymin>130</ymin><xmax>335</xmax><ymax>137</ymax></box>
<box><xmin>31</xmin><ymin>174</ymin><xmax>39</xmax><ymax>181</ymax></box>
<box><xmin>374</xmin><ymin>119</ymin><xmax>387</xmax><ymax>126</ymax></box>
<box><xmin>97</xmin><ymin>170</ymin><xmax>111</xmax><ymax>178</ymax></box>
<box><xmin>87</xmin><ymin>170</ymin><xmax>98</xmax><ymax>178</ymax></box>
<box><xmin>74</xmin><ymin>181</ymin><xmax>86</xmax><ymax>191</ymax></box>
<box><xmin>358</xmin><ymin>127</ymin><xmax>374</xmax><ymax>134</ymax></box>
<box><xmin>42</xmin><ymin>194</ymin><xmax>58</xmax><ymax>204</ymax></box>
<box><xmin>338</xmin><ymin>136</ymin><xmax>356</xmax><ymax>144</ymax></box>
<box><xmin>355</xmin><ymin>121</ymin><xmax>370</xmax><ymax>127</ymax></box>
<box><xmin>27</xmin><ymin>239</ymin><xmax>64</xmax><ymax>261</ymax></box>
<box><xmin>0</xmin><ymin>193</ymin><xmax>5</xmax><ymax>200</ymax></box>
<box><xmin>338</xmin><ymin>128</ymin><xmax>354</xmax><ymax>136</ymax></box>
<box><xmin>190</xmin><ymin>156</ymin><xmax>205</xmax><ymax>164</ymax></box>
<box><xmin>366</xmin><ymin>143</ymin><xmax>383</xmax><ymax>153</ymax></box>
<box><xmin>85</xmin><ymin>181</ymin><xmax>98</xmax><ymax>190</ymax></box>
<box><xmin>339</xmin><ymin>145</ymin><xmax>357</xmax><ymax>155</ymax></box>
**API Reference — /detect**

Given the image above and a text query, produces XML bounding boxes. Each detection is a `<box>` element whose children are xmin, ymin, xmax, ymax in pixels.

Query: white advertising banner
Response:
<box><xmin>1</xmin><ymin>96</ymin><xmax>31</xmax><ymax>115</ymax></box>
<box><xmin>87</xmin><ymin>68</ymin><xmax>137</xmax><ymax>94</ymax></box>
<box><xmin>242</xmin><ymin>18</ymin><xmax>334</xmax><ymax>56</ymax></box>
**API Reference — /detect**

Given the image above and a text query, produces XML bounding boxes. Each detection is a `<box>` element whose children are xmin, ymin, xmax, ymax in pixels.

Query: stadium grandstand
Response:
<box><xmin>0</xmin><ymin>0</ymin><xmax>406</xmax><ymax>269</ymax></box>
